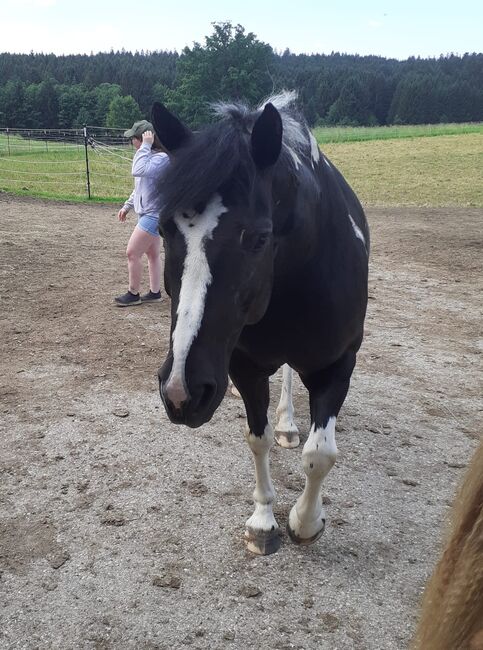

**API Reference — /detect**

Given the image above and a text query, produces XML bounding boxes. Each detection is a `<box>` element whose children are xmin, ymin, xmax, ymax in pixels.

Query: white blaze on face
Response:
<box><xmin>165</xmin><ymin>194</ymin><xmax>228</xmax><ymax>408</ymax></box>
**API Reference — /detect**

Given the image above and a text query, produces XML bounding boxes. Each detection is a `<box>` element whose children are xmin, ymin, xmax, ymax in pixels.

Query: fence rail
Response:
<box><xmin>0</xmin><ymin>126</ymin><xmax>134</xmax><ymax>200</ymax></box>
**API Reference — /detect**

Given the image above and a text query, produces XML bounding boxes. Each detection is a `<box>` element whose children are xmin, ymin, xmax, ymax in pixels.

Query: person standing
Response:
<box><xmin>115</xmin><ymin>120</ymin><xmax>169</xmax><ymax>307</ymax></box>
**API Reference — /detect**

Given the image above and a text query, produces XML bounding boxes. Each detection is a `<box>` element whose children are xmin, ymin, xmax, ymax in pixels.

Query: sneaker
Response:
<box><xmin>140</xmin><ymin>290</ymin><xmax>162</xmax><ymax>303</ymax></box>
<box><xmin>114</xmin><ymin>290</ymin><xmax>141</xmax><ymax>307</ymax></box>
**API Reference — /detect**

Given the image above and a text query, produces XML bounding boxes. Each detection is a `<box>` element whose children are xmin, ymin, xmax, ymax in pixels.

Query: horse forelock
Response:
<box><xmin>159</xmin><ymin>119</ymin><xmax>252</xmax><ymax>220</ymax></box>
<box><xmin>159</xmin><ymin>92</ymin><xmax>312</xmax><ymax>220</ymax></box>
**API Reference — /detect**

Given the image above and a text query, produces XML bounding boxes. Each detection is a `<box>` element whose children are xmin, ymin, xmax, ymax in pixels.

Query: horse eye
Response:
<box><xmin>254</xmin><ymin>233</ymin><xmax>270</xmax><ymax>251</ymax></box>
<box><xmin>240</xmin><ymin>230</ymin><xmax>271</xmax><ymax>253</ymax></box>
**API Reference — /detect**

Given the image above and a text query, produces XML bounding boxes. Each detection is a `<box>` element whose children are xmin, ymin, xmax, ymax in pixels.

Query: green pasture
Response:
<box><xmin>0</xmin><ymin>124</ymin><xmax>482</xmax><ymax>206</ymax></box>
<box><xmin>313</xmin><ymin>122</ymin><xmax>483</xmax><ymax>143</ymax></box>
<box><xmin>323</xmin><ymin>132</ymin><xmax>483</xmax><ymax>207</ymax></box>
<box><xmin>0</xmin><ymin>136</ymin><xmax>134</xmax><ymax>202</ymax></box>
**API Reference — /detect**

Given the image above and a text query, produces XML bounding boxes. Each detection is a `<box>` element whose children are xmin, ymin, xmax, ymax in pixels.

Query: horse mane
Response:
<box><xmin>213</xmin><ymin>90</ymin><xmax>309</xmax><ymax>161</ymax></box>
<box><xmin>412</xmin><ymin>439</ymin><xmax>483</xmax><ymax>650</ymax></box>
<box><xmin>159</xmin><ymin>91</ymin><xmax>311</xmax><ymax>219</ymax></box>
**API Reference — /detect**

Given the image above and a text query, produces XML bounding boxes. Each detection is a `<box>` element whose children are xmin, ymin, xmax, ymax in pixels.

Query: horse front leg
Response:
<box><xmin>230</xmin><ymin>350</ymin><xmax>281</xmax><ymax>555</ymax></box>
<box><xmin>288</xmin><ymin>352</ymin><xmax>355</xmax><ymax>544</ymax></box>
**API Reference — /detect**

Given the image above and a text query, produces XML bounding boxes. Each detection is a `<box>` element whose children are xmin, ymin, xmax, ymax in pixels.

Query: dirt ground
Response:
<box><xmin>0</xmin><ymin>194</ymin><xmax>481</xmax><ymax>650</ymax></box>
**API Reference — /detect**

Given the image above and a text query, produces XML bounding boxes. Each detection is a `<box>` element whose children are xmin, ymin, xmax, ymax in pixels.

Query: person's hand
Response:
<box><xmin>118</xmin><ymin>208</ymin><xmax>128</xmax><ymax>222</ymax></box>
<box><xmin>142</xmin><ymin>130</ymin><xmax>154</xmax><ymax>146</ymax></box>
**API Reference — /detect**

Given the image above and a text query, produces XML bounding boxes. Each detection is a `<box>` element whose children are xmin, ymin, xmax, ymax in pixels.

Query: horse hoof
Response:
<box><xmin>274</xmin><ymin>430</ymin><xmax>300</xmax><ymax>448</ymax></box>
<box><xmin>244</xmin><ymin>526</ymin><xmax>281</xmax><ymax>555</ymax></box>
<box><xmin>287</xmin><ymin>507</ymin><xmax>325</xmax><ymax>545</ymax></box>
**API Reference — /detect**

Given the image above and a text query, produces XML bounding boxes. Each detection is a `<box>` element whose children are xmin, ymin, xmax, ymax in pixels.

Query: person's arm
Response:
<box><xmin>122</xmin><ymin>188</ymin><xmax>135</xmax><ymax>212</ymax></box>
<box><xmin>131</xmin><ymin>131</ymin><xmax>168</xmax><ymax>177</ymax></box>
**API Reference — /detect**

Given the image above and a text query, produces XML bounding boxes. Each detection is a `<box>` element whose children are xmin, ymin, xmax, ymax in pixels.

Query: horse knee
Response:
<box><xmin>302</xmin><ymin>445</ymin><xmax>337</xmax><ymax>478</ymax></box>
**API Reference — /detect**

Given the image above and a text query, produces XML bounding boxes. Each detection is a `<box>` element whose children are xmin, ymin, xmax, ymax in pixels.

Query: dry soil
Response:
<box><xmin>0</xmin><ymin>195</ymin><xmax>482</xmax><ymax>650</ymax></box>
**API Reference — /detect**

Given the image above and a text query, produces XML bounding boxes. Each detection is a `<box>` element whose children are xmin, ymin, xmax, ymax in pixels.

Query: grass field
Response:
<box><xmin>0</xmin><ymin>137</ymin><xmax>133</xmax><ymax>202</ymax></box>
<box><xmin>0</xmin><ymin>124</ymin><xmax>482</xmax><ymax>206</ymax></box>
<box><xmin>313</xmin><ymin>122</ymin><xmax>483</xmax><ymax>143</ymax></box>
<box><xmin>323</xmin><ymin>133</ymin><xmax>483</xmax><ymax>207</ymax></box>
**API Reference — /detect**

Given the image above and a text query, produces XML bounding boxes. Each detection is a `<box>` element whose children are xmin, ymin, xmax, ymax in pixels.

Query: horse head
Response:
<box><xmin>152</xmin><ymin>101</ymin><xmax>283</xmax><ymax>427</ymax></box>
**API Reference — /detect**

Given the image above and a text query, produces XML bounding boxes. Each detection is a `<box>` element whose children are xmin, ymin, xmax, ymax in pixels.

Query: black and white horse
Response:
<box><xmin>152</xmin><ymin>92</ymin><xmax>369</xmax><ymax>555</ymax></box>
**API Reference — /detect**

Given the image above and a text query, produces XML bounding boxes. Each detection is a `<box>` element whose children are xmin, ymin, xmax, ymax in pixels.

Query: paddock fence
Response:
<box><xmin>0</xmin><ymin>126</ymin><xmax>135</xmax><ymax>201</ymax></box>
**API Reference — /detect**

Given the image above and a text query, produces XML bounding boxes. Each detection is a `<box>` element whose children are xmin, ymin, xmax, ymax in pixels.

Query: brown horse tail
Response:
<box><xmin>412</xmin><ymin>439</ymin><xmax>483</xmax><ymax>650</ymax></box>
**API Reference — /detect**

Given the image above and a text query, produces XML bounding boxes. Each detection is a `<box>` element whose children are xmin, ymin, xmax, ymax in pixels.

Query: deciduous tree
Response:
<box><xmin>106</xmin><ymin>95</ymin><xmax>142</xmax><ymax>129</ymax></box>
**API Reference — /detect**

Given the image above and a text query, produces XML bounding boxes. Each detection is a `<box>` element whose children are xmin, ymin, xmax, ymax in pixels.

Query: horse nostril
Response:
<box><xmin>160</xmin><ymin>374</ymin><xmax>190</xmax><ymax>412</ymax></box>
<box><xmin>191</xmin><ymin>382</ymin><xmax>217</xmax><ymax>414</ymax></box>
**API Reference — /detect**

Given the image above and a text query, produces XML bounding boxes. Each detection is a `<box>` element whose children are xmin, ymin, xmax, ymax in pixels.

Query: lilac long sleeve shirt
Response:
<box><xmin>123</xmin><ymin>143</ymin><xmax>169</xmax><ymax>215</ymax></box>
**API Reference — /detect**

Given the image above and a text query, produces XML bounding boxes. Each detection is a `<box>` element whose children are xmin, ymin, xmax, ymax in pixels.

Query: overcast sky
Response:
<box><xmin>1</xmin><ymin>0</ymin><xmax>481</xmax><ymax>60</ymax></box>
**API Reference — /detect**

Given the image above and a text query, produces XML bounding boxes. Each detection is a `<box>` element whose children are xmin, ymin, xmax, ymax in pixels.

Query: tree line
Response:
<box><xmin>0</xmin><ymin>22</ymin><xmax>482</xmax><ymax>130</ymax></box>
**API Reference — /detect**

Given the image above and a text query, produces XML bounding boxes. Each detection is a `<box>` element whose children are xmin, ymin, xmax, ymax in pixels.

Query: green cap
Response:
<box><xmin>123</xmin><ymin>120</ymin><xmax>154</xmax><ymax>138</ymax></box>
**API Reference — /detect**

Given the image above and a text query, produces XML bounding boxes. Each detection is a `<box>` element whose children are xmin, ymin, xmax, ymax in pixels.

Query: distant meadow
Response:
<box><xmin>0</xmin><ymin>123</ymin><xmax>482</xmax><ymax>207</ymax></box>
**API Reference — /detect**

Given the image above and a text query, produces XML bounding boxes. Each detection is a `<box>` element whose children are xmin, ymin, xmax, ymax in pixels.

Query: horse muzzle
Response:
<box><xmin>159</xmin><ymin>371</ymin><xmax>220</xmax><ymax>428</ymax></box>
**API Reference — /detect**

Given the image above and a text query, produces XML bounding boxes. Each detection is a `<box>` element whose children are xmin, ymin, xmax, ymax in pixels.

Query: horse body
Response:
<box><xmin>152</xmin><ymin>92</ymin><xmax>369</xmax><ymax>554</ymax></box>
<box><xmin>238</xmin><ymin>187</ymin><xmax>368</xmax><ymax>374</ymax></box>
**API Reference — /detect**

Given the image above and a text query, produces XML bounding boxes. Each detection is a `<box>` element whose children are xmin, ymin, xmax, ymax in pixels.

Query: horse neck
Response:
<box><xmin>271</xmin><ymin>165</ymin><xmax>335</xmax><ymax>273</ymax></box>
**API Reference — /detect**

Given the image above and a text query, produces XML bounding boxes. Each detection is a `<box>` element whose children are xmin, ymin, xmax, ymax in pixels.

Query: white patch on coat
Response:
<box><xmin>164</xmin><ymin>194</ymin><xmax>228</xmax><ymax>408</ymax></box>
<box><xmin>309</xmin><ymin>132</ymin><xmax>320</xmax><ymax>166</ymax></box>
<box><xmin>348</xmin><ymin>212</ymin><xmax>367</xmax><ymax>250</ymax></box>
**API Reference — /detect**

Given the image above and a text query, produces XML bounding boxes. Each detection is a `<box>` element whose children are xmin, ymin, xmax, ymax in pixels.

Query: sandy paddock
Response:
<box><xmin>0</xmin><ymin>195</ymin><xmax>481</xmax><ymax>649</ymax></box>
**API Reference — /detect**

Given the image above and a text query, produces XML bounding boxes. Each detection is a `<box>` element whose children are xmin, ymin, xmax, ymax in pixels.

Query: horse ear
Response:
<box><xmin>251</xmin><ymin>103</ymin><xmax>283</xmax><ymax>170</ymax></box>
<box><xmin>151</xmin><ymin>102</ymin><xmax>192</xmax><ymax>152</ymax></box>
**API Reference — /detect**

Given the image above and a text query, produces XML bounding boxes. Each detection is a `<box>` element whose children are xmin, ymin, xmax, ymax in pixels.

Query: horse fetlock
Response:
<box><xmin>275</xmin><ymin>412</ymin><xmax>299</xmax><ymax>433</ymax></box>
<box><xmin>246</xmin><ymin>502</ymin><xmax>279</xmax><ymax>532</ymax></box>
<box><xmin>252</xmin><ymin>485</ymin><xmax>275</xmax><ymax>505</ymax></box>
<box><xmin>245</xmin><ymin>502</ymin><xmax>281</xmax><ymax>554</ymax></box>
<box><xmin>287</xmin><ymin>499</ymin><xmax>326</xmax><ymax>545</ymax></box>
<box><xmin>274</xmin><ymin>410</ymin><xmax>300</xmax><ymax>449</ymax></box>
<box><xmin>274</xmin><ymin>428</ymin><xmax>301</xmax><ymax>448</ymax></box>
